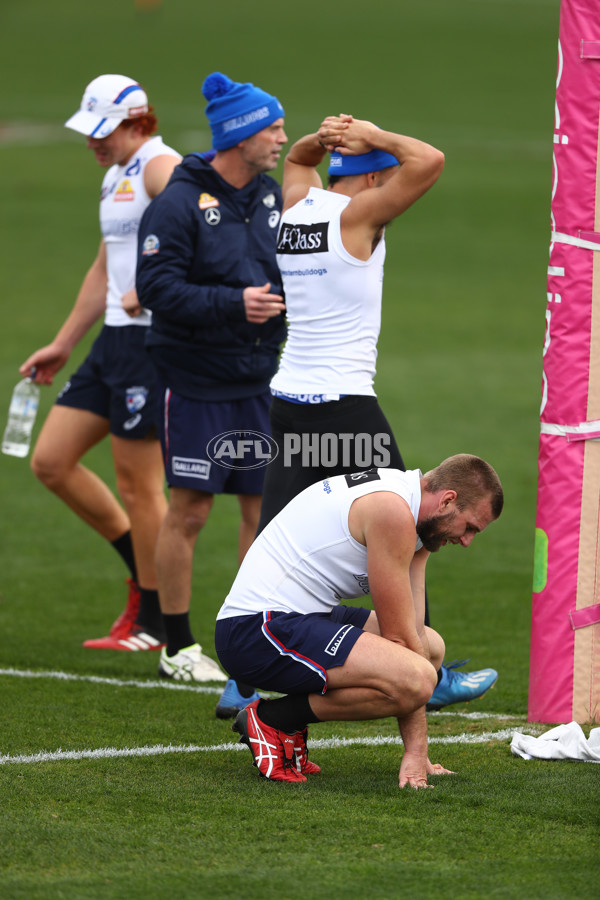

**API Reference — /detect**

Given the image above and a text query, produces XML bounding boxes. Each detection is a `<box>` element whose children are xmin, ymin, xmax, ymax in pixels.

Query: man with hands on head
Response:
<box><xmin>259</xmin><ymin>111</ymin><xmax>445</xmax><ymax>530</ymax></box>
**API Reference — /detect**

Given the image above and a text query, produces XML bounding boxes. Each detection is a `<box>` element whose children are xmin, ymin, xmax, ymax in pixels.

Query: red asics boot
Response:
<box><xmin>294</xmin><ymin>727</ymin><xmax>321</xmax><ymax>775</ymax></box>
<box><xmin>232</xmin><ymin>700</ymin><xmax>306</xmax><ymax>783</ymax></box>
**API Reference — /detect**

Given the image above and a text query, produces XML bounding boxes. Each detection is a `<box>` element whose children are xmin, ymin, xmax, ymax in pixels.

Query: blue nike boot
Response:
<box><xmin>216</xmin><ymin>679</ymin><xmax>261</xmax><ymax>719</ymax></box>
<box><xmin>427</xmin><ymin>660</ymin><xmax>498</xmax><ymax>711</ymax></box>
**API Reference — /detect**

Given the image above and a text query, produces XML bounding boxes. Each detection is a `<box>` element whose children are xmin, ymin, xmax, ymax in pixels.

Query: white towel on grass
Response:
<box><xmin>511</xmin><ymin>722</ymin><xmax>600</xmax><ymax>762</ymax></box>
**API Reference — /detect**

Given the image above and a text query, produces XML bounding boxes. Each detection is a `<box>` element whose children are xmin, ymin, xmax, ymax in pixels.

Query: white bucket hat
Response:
<box><xmin>65</xmin><ymin>74</ymin><xmax>149</xmax><ymax>138</ymax></box>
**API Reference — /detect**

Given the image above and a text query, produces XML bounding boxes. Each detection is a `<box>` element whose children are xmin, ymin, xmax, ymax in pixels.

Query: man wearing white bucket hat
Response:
<box><xmin>20</xmin><ymin>74</ymin><xmax>181</xmax><ymax>652</ymax></box>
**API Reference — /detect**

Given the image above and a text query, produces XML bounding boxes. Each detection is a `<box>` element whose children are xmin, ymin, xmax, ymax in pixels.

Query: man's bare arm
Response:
<box><xmin>321</xmin><ymin>116</ymin><xmax>444</xmax><ymax>259</ymax></box>
<box><xmin>351</xmin><ymin>492</ymin><xmax>426</xmax><ymax>658</ymax></box>
<box><xmin>281</xmin><ymin>133</ymin><xmax>327</xmax><ymax>211</ymax></box>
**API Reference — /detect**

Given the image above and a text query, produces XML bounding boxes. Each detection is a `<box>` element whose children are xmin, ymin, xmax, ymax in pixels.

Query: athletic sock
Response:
<box><xmin>257</xmin><ymin>694</ymin><xmax>320</xmax><ymax>734</ymax></box>
<box><xmin>111</xmin><ymin>531</ymin><xmax>137</xmax><ymax>582</ymax></box>
<box><xmin>162</xmin><ymin>612</ymin><xmax>195</xmax><ymax>658</ymax></box>
<box><xmin>136</xmin><ymin>588</ymin><xmax>165</xmax><ymax>636</ymax></box>
<box><xmin>236</xmin><ymin>682</ymin><xmax>257</xmax><ymax>698</ymax></box>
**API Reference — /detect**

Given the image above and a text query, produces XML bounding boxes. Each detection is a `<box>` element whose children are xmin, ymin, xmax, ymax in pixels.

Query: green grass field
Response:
<box><xmin>1</xmin><ymin>1</ymin><xmax>598</xmax><ymax>897</ymax></box>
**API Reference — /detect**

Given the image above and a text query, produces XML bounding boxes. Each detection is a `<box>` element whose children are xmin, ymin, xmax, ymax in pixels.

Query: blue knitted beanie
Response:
<box><xmin>202</xmin><ymin>72</ymin><xmax>284</xmax><ymax>150</ymax></box>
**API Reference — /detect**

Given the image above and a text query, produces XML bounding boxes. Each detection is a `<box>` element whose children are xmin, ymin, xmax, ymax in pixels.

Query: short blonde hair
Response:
<box><xmin>423</xmin><ymin>454</ymin><xmax>503</xmax><ymax>519</ymax></box>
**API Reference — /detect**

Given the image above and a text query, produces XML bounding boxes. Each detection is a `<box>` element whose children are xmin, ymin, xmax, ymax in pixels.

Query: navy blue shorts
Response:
<box><xmin>55</xmin><ymin>325</ymin><xmax>159</xmax><ymax>440</ymax></box>
<box><xmin>158</xmin><ymin>386</ymin><xmax>271</xmax><ymax>494</ymax></box>
<box><xmin>214</xmin><ymin>605</ymin><xmax>371</xmax><ymax>695</ymax></box>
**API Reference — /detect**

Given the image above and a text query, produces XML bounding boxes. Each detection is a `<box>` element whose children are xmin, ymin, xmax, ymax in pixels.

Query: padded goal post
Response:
<box><xmin>530</xmin><ymin>0</ymin><xmax>600</xmax><ymax>724</ymax></box>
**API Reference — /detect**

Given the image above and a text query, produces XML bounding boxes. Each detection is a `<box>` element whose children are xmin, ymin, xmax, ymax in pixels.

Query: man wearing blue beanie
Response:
<box><xmin>256</xmin><ymin>114</ymin><xmax>499</xmax><ymax>715</ymax></box>
<box><xmin>136</xmin><ymin>73</ymin><xmax>287</xmax><ymax>694</ymax></box>
<box><xmin>203</xmin><ymin>71</ymin><xmax>285</xmax><ymax>150</ymax></box>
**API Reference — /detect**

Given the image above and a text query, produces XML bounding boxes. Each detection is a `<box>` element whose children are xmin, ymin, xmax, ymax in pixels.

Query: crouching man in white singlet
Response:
<box><xmin>216</xmin><ymin>453</ymin><xmax>503</xmax><ymax>788</ymax></box>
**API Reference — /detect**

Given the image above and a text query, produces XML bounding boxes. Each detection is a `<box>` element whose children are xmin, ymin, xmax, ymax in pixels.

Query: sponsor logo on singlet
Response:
<box><xmin>103</xmin><ymin>217</ymin><xmax>141</xmax><ymax>237</ymax></box>
<box><xmin>114</xmin><ymin>179</ymin><xmax>135</xmax><ymax>202</ymax></box>
<box><xmin>276</xmin><ymin>222</ymin><xmax>329</xmax><ymax>254</ymax></box>
<box><xmin>125</xmin><ymin>158</ymin><xmax>141</xmax><ymax>177</ymax></box>
<box><xmin>353</xmin><ymin>573</ymin><xmax>370</xmax><ymax>595</ymax></box>
<box><xmin>344</xmin><ymin>468</ymin><xmax>381</xmax><ymax>488</ymax></box>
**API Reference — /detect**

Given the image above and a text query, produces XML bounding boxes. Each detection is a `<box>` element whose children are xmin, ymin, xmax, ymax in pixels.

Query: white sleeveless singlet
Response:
<box><xmin>271</xmin><ymin>186</ymin><xmax>386</xmax><ymax>397</ymax></box>
<box><xmin>217</xmin><ymin>467</ymin><xmax>422</xmax><ymax>619</ymax></box>
<box><xmin>99</xmin><ymin>135</ymin><xmax>180</xmax><ymax>327</ymax></box>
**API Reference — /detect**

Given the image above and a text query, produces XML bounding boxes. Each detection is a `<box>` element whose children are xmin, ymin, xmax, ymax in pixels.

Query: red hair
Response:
<box><xmin>120</xmin><ymin>105</ymin><xmax>158</xmax><ymax>137</ymax></box>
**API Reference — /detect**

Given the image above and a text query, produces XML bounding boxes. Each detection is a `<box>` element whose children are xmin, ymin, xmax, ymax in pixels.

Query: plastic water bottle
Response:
<box><xmin>2</xmin><ymin>377</ymin><xmax>40</xmax><ymax>458</ymax></box>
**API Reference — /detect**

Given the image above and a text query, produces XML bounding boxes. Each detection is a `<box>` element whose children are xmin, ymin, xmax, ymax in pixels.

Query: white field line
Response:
<box><xmin>0</xmin><ymin>666</ymin><xmax>537</xmax><ymax>767</ymax></box>
<box><xmin>0</xmin><ymin>666</ymin><xmax>222</xmax><ymax>696</ymax></box>
<box><xmin>0</xmin><ymin>668</ymin><xmax>517</xmax><ymax>718</ymax></box>
<box><xmin>0</xmin><ymin>729</ymin><xmax>537</xmax><ymax>767</ymax></box>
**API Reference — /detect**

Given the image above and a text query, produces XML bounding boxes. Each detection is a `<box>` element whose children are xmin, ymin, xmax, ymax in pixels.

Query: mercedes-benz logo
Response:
<box><xmin>205</xmin><ymin>208</ymin><xmax>221</xmax><ymax>226</ymax></box>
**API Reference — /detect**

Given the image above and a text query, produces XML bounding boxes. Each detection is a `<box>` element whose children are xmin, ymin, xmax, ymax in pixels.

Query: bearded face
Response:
<box><xmin>416</xmin><ymin>509</ymin><xmax>458</xmax><ymax>552</ymax></box>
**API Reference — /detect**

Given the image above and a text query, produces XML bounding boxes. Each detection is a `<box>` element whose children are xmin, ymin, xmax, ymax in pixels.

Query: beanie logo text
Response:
<box><xmin>222</xmin><ymin>106</ymin><xmax>270</xmax><ymax>134</ymax></box>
